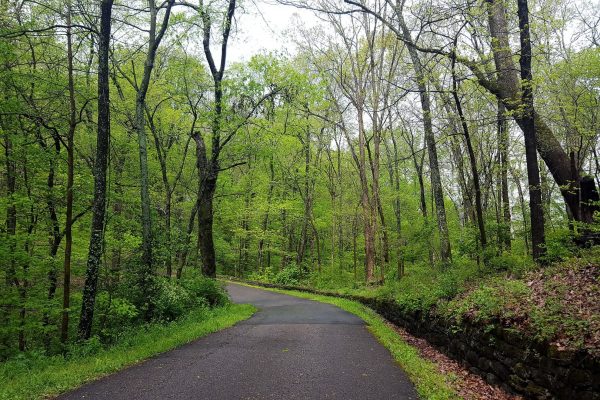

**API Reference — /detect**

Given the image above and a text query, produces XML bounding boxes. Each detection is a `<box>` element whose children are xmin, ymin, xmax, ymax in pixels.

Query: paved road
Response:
<box><xmin>58</xmin><ymin>283</ymin><xmax>419</xmax><ymax>399</ymax></box>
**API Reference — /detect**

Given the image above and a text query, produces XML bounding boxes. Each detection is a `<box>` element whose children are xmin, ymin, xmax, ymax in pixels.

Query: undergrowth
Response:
<box><xmin>245</xmin><ymin>247</ymin><xmax>599</xmax><ymax>355</ymax></box>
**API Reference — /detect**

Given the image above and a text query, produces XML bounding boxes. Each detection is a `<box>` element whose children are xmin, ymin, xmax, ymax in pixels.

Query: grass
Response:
<box><xmin>0</xmin><ymin>303</ymin><xmax>255</xmax><ymax>400</ymax></box>
<box><xmin>233</xmin><ymin>282</ymin><xmax>462</xmax><ymax>400</ymax></box>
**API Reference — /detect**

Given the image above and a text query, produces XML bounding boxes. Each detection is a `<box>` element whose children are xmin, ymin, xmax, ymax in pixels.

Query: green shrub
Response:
<box><xmin>248</xmin><ymin>267</ymin><xmax>275</xmax><ymax>282</ymax></box>
<box><xmin>96</xmin><ymin>293</ymin><xmax>139</xmax><ymax>327</ymax></box>
<box><xmin>151</xmin><ymin>276</ymin><xmax>229</xmax><ymax>321</ymax></box>
<box><xmin>180</xmin><ymin>276</ymin><xmax>229</xmax><ymax>307</ymax></box>
<box><xmin>441</xmin><ymin>279</ymin><xmax>530</xmax><ymax>325</ymax></box>
<box><xmin>542</xmin><ymin>228</ymin><xmax>577</xmax><ymax>263</ymax></box>
<box><xmin>486</xmin><ymin>253</ymin><xmax>531</xmax><ymax>277</ymax></box>
<box><xmin>152</xmin><ymin>278</ymin><xmax>196</xmax><ymax>321</ymax></box>
<box><xmin>273</xmin><ymin>264</ymin><xmax>305</xmax><ymax>285</ymax></box>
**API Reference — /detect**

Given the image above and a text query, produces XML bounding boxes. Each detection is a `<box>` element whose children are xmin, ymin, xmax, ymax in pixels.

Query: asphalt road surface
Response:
<box><xmin>58</xmin><ymin>283</ymin><xmax>419</xmax><ymax>399</ymax></box>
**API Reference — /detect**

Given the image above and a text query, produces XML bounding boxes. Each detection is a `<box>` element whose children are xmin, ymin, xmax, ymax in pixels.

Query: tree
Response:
<box><xmin>78</xmin><ymin>0</ymin><xmax>114</xmax><ymax>341</ymax></box>
<box><xmin>516</xmin><ymin>0</ymin><xmax>546</xmax><ymax>260</ymax></box>
<box><xmin>395</xmin><ymin>4</ymin><xmax>452</xmax><ymax>263</ymax></box>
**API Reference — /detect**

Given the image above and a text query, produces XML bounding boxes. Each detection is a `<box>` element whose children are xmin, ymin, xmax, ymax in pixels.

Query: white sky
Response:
<box><xmin>227</xmin><ymin>0</ymin><xmax>319</xmax><ymax>62</ymax></box>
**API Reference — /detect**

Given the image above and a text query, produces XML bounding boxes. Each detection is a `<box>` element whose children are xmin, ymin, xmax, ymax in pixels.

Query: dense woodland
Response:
<box><xmin>1</xmin><ymin>0</ymin><xmax>599</xmax><ymax>359</ymax></box>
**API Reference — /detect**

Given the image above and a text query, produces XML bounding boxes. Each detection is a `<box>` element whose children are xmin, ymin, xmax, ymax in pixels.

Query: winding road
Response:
<box><xmin>58</xmin><ymin>283</ymin><xmax>419</xmax><ymax>399</ymax></box>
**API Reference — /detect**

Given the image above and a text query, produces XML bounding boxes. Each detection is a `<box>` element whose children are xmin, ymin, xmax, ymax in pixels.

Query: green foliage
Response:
<box><xmin>542</xmin><ymin>228</ymin><xmax>577</xmax><ymax>263</ymax></box>
<box><xmin>441</xmin><ymin>279</ymin><xmax>531</xmax><ymax>325</ymax></box>
<box><xmin>152</xmin><ymin>277</ymin><xmax>229</xmax><ymax>321</ymax></box>
<box><xmin>247</xmin><ymin>266</ymin><xmax>276</xmax><ymax>282</ymax></box>
<box><xmin>152</xmin><ymin>278</ymin><xmax>199</xmax><ymax>322</ymax></box>
<box><xmin>391</xmin><ymin>258</ymin><xmax>480</xmax><ymax>313</ymax></box>
<box><xmin>528</xmin><ymin>298</ymin><xmax>590</xmax><ymax>346</ymax></box>
<box><xmin>272</xmin><ymin>264</ymin><xmax>306</xmax><ymax>286</ymax></box>
<box><xmin>95</xmin><ymin>294</ymin><xmax>139</xmax><ymax>339</ymax></box>
<box><xmin>180</xmin><ymin>276</ymin><xmax>230</xmax><ymax>307</ymax></box>
<box><xmin>485</xmin><ymin>253</ymin><xmax>532</xmax><ymax>277</ymax></box>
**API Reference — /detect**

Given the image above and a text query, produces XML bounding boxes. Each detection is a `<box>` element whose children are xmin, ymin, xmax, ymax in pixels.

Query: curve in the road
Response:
<box><xmin>58</xmin><ymin>283</ymin><xmax>419</xmax><ymax>399</ymax></box>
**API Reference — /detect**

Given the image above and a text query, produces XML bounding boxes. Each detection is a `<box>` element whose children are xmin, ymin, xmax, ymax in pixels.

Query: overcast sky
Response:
<box><xmin>227</xmin><ymin>0</ymin><xmax>318</xmax><ymax>62</ymax></box>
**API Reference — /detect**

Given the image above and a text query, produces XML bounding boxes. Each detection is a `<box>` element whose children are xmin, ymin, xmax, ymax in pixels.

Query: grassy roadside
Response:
<box><xmin>231</xmin><ymin>281</ymin><xmax>462</xmax><ymax>400</ymax></box>
<box><xmin>0</xmin><ymin>303</ymin><xmax>255</xmax><ymax>400</ymax></box>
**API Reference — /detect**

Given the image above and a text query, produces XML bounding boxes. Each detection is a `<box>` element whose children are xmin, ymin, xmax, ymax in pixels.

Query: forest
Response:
<box><xmin>0</xmin><ymin>0</ymin><xmax>599</xmax><ymax>394</ymax></box>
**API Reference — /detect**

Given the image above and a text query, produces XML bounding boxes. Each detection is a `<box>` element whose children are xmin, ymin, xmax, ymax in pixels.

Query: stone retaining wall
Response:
<box><xmin>227</xmin><ymin>278</ymin><xmax>599</xmax><ymax>400</ymax></box>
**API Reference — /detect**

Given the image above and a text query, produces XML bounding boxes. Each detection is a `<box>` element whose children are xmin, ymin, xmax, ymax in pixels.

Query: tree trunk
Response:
<box><xmin>485</xmin><ymin>0</ymin><xmax>598</xmax><ymax>227</ymax></box>
<box><xmin>297</xmin><ymin>127</ymin><xmax>312</xmax><ymax>266</ymax></box>
<box><xmin>78</xmin><ymin>0</ymin><xmax>113</xmax><ymax>341</ymax></box>
<box><xmin>367</xmin><ymin>112</ymin><xmax>389</xmax><ymax>267</ymax></box>
<box><xmin>517</xmin><ymin>0</ymin><xmax>546</xmax><ymax>261</ymax></box>
<box><xmin>451</xmin><ymin>55</ymin><xmax>487</xmax><ymax>251</ymax></box>
<box><xmin>258</xmin><ymin>156</ymin><xmax>274</xmax><ymax>270</ymax></box>
<box><xmin>352</xmin><ymin>216</ymin><xmax>358</xmax><ymax>280</ymax></box>
<box><xmin>43</xmin><ymin>134</ymin><xmax>62</xmax><ymax>349</ymax></box>
<box><xmin>165</xmin><ymin>193</ymin><xmax>172</xmax><ymax>276</ymax></box>
<box><xmin>197</xmin><ymin>185</ymin><xmax>217</xmax><ymax>277</ymax></box>
<box><xmin>237</xmin><ymin>190</ymin><xmax>251</xmax><ymax>276</ymax></box>
<box><xmin>398</xmin><ymin>14</ymin><xmax>451</xmax><ymax>263</ymax></box>
<box><xmin>194</xmin><ymin>129</ymin><xmax>218</xmax><ymax>277</ymax></box>
<box><xmin>194</xmin><ymin>0</ymin><xmax>237</xmax><ymax>277</ymax></box>
<box><xmin>512</xmin><ymin>167</ymin><xmax>531</xmax><ymax>254</ymax></box>
<box><xmin>280</xmin><ymin>207</ymin><xmax>288</xmax><ymax>270</ymax></box>
<box><xmin>357</xmin><ymin>109</ymin><xmax>377</xmax><ymax>282</ymax></box>
<box><xmin>61</xmin><ymin>0</ymin><xmax>76</xmax><ymax>344</ymax></box>
<box><xmin>133</xmin><ymin>0</ymin><xmax>174</xmax><ymax>304</ymax></box>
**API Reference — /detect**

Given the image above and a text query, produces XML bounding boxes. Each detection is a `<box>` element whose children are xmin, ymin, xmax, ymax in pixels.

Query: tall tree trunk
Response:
<box><xmin>258</xmin><ymin>156</ymin><xmax>274</xmax><ymax>270</ymax></box>
<box><xmin>485</xmin><ymin>0</ymin><xmax>598</xmax><ymax>228</ymax></box>
<box><xmin>297</xmin><ymin>128</ymin><xmax>312</xmax><ymax>266</ymax></box>
<box><xmin>194</xmin><ymin>0</ymin><xmax>237</xmax><ymax>277</ymax></box>
<box><xmin>43</xmin><ymin>134</ymin><xmax>62</xmax><ymax>349</ymax></box>
<box><xmin>110</xmin><ymin>156</ymin><xmax>125</xmax><ymax>279</ymax></box>
<box><xmin>357</xmin><ymin>108</ymin><xmax>377</xmax><ymax>282</ymax></box>
<box><xmin>280</xmin><ymin>207</ymin><xmax>288</xmax><ymax>270</ymax></box>
<box><xmin>408</xmin><ymin>138</ymin><xmax>434</xmax><ymax>265</ymax></box>
<box><xmin>19</xmin><ymin>164</ymin><xmax>36</xmax><ymax>352</ymax></box>
<box><xmin>194</xmin><ymin>130</ymin><xmax>218</xmax><ymax>277</ymax></box>
<box><xmin>135</xmin><ymin>0</ymin><xmax>174</xmax><ymax>301</ymax></box>
<box><xmin>79</xmin><ymin>0</ymin><xmax>113</xmax><ymax>340</ymax></box>
<box><xmin>451</xmin><ymin>54</ymin><xmax>487</xmax><ymax>251</ymax></box>
<box><xmin>4</xmin><ymin>129</ymin><xmax>20</xmax><ymax>352</ymax></box>
<box><xmin>517</xmin><ymin>0</ymin><xmax>546</xmax><ymax>261</ymax></box>
<box><xmin>197</xmin><ymin>185</ymin><xmax>217</xmax><ymax>277</ymax></box>
<box><xmin>352</xmin><ymin>215</ymin><xmax>358</xmax><ymax>280</ymax></box>
<box><xmin>367</xmin><ymin>112</ymin><xmax>389</xmax><ymax>267</ymax></box>
<box><xmin>238</xmin><ymin>189</ymin><xmax>251</xmax><ymax>276</ymax></box>
<box><xmin>310</xmin><ymin>219</ymin><xmax>322</xmax><ymax>273</ymax></box>
<box><xmin>61</xmin><ymin>1</ymin><xmax>76</xmax><ymax>344</ymax></box>
<box><xmin>148</xmin><ymin>116</ymin><xmax>172</xmax><ymax>277</ymax></box>
<box><xmin>398</xmin><ymin>14</ymin><xmax>451</xmax><ymax>263</ymax></box>
<box><xmin>164</xmin><ymin>193</ymin><xmax>172</xmax><ymax>275</ymax></box>
<box><xmin>449</xmin><ymin>135</ymin><xmax>472</xmax><ymax>226</ymax></box>
<box><xmin>435</xmin><ymin>82</ymin><xmax>472</xmax><ymax>227</ymax></box>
